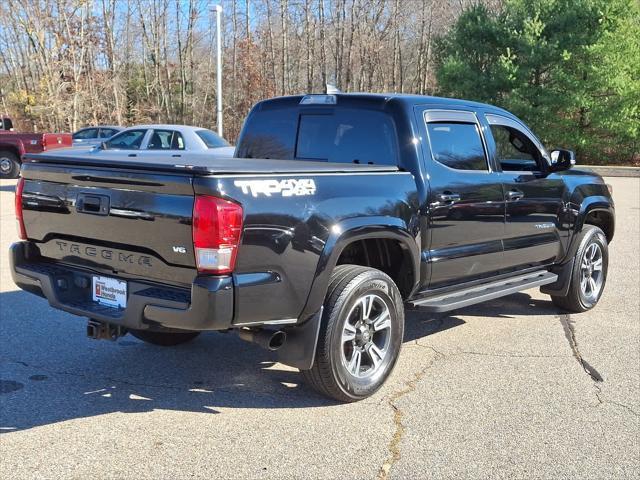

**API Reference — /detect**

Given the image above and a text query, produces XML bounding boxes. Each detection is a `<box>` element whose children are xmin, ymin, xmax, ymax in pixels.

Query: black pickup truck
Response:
<box><xmin>11</xmin><ymin>94</ymin><xmax>614</xmax><ymax>401</ymax></box>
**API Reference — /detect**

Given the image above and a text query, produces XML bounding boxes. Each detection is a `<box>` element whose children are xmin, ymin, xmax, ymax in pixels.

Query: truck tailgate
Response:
<box><xmin>42</xmin><ymin>132</ymin><xmax>73</xmax><ymax>151</ymax></box>
<box><xmin>20</xmin><ymin>162</ymin><xmax>197</xmax><ymax>286</ymax></box>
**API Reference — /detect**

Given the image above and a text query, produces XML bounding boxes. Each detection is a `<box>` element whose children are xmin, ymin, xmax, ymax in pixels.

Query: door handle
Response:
<box><xmin>437</xmin><ymin>192</ymin><xmax>461</xmax><ymax>203</ymax></box>
<box><xmin>128</xmin><ymin>153</ymin><xmax>137</xmax><ymax>157</ymax></box>
<box><xmin>507</xmin><ymin>189</ymin><xmax>525</xmax><ymax>201</ymax></box>
<box><xmin>172</xmin><ymin>154</ymin><xmax>181</xmax><ymax>158</ymax></box>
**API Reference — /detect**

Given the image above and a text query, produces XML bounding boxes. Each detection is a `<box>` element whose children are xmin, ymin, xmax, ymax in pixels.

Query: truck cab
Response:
<box><xmin>1</xmin><ymin>117</ymin><xmax>14</xmax><ymax>131</ymax></box>
<box><xmin>235</xmin><ymin>95</ymin><xmax>613</xmax><ymax>300</ymax></box>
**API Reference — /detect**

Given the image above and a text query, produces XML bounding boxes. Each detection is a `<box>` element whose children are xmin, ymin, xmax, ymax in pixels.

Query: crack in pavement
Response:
<box><xmin>591</xmin><ymin>378</ymin><xmax>640</xmax><ymax>417</ymax></box>
<box><xmin>377</xmin><ymin>346</ymin><xmax>445</xmax><ymax>480</ymax></box>
<box><xmin>600</xmin><ymin>399</ymin><xmax>640</xmax><ymax>417</ymax></box>
<box><xmin>412</xmin><ymin>341</ymin><xmax>446</xmax><ymax>357</ymax></box>
<box><xmin>409</xmin><ymin>341</ymin><xmax>569</xmax><ymax>359</ymax></box>
<box><xmin>559</xmin><ymin>313</ymin><xmax>604</xmax><ymax>383</ymax></box>
<box><xmin>458</xmin><ymin>350</ymin><xmax>569</xmax><ymax>359</ymax></box>
<box><xmin>555</xmin><ymin>313</ymin><xmax>636</xmax><ymax>418</ymax></box>
<box><xmin>375</xmin><ymin>310</ymin><xmax>631</xmax><ymax>480</ymax></box>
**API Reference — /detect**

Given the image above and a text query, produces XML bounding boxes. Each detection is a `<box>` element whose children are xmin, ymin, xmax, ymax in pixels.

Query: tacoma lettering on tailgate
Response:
<box><xmin>54</xmin><ymin>241</ymin><xmax>152</xmax><ymax>267</ymax></box>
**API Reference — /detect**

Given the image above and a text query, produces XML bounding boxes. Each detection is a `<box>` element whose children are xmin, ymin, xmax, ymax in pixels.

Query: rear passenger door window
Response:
<box><xmin>426</xmin><ymin>122</ymin><xmax>488</xmax><ymax>171</ymax></box>
<box><xmin>73</xmin><ymin>128</ymin><xmax>98</xmax><ymax>140</ymax></box>
<box><xmin>147</xmin><ymin>130</ymin><xmax>185</xmax><ymax>150</ymax></box>
<box><xmin>98</xmin><ymin>128</ymin><xmax>118</xmax><ymax>139</ymax></box>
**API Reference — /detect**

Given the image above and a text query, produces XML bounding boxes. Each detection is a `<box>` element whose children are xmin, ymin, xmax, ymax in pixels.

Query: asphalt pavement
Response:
<box><xmin>0</xmin><ymin>176</ymin><xmax>638</xmax><ymax>479</ymax></box>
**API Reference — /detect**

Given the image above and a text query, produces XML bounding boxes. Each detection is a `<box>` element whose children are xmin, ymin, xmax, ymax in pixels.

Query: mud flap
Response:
<box><xmin>541</xmin><ymin>258</ymin><xmax>574</xmax><ymax>297</ymax></box>
<box><xmin>541</xmin><ymin>225</ymin><xmax>594</xmax><ymax>297</ymax></box>
<box><xmin>276</xmin><ymin>307</ymin><xmax>323</xmax><ymax>370</ymax></box>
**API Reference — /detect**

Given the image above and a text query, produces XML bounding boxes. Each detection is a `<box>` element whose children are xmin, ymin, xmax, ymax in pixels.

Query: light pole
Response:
<box><xmin>214</xmin><ymin>4</ymin><xmax>223</xmax><ymax>138</ymax></box>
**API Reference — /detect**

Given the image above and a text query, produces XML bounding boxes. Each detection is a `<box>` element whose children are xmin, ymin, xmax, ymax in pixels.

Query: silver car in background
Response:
<box><xmin>50</xmin><ymin>125</ymin><xmax>235</xmax><ymax>163</ymax></box>
<box><xmin>72</xmin><ymin>126</ymin><xmax>124</xmax><ymax>147</ymax></box>
<box><xmin>88</xmin><ymin>125</ymin><xmax>234</xmax><ymax>159</ymax></box>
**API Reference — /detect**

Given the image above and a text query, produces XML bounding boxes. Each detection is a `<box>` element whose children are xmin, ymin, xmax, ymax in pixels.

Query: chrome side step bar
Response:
<box><xmin>410</xmin><ymin>270</ymin><xmax>558</xmax><ymax>313</ymax></box>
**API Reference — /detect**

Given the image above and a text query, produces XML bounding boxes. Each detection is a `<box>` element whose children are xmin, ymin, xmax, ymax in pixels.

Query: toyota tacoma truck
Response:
<box><xmin>10</xmin><ymin>94</ymin><xmax>614</xmax><ymax>402</ymax></box>
<box><xmin>0</xmin><ymin>117</ymin><xmax>73</xmax><ymax>178</ymax></box>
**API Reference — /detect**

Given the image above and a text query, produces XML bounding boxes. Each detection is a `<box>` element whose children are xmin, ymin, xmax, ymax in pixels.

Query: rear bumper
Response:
<box><xmin>10</xmin><ymin>241</ymin><xmax>234</xmax><ymax>331</ymax></box>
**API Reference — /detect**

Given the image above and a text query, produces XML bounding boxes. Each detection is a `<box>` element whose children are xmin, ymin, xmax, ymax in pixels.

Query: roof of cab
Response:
<box><xmin>255</xmin><ymin>92</ymin><xmax>515</xmax><ymax>118</ymax></box>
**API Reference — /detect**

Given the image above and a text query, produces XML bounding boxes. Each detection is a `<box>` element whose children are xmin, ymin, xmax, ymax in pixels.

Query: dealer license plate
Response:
<box><xmin>92</xmin><ymin>275</ymin><xmax>127</xmax><ymax>309</ymax></box>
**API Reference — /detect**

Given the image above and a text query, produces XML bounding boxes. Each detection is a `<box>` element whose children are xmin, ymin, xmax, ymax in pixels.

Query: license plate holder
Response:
<box><xmin>92</xmin><ymin>275</ymin><xmax>127</xmax><ymax>309</ymax></box>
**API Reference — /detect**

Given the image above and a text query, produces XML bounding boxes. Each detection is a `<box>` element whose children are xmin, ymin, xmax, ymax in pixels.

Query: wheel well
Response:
<box><xmin>584</xmin><ymin>210</ymin><xmax>614</xmax><ymax>242</ymax></box>
<box><xmin>0</xmin><ymin>146</ymin><xmax>20</xmax><ymax>160</ymax></box>
<box><xmin>336</xmin><ymin>238</ymin><xmax>414</xmax><ymax>298</ymax></box>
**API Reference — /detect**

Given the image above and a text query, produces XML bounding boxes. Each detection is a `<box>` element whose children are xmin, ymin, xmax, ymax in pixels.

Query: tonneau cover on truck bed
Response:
<box><xmin>23</xmin><ymin>152</ymin><xmax>399</xmax><ymax>175</ymax></box>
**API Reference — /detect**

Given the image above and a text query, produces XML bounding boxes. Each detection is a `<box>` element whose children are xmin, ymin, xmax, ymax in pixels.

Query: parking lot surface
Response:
<box><xmin>1</xmin><ymin>176</ymin><xmax>638</xmax><ymax>479</ymax></box>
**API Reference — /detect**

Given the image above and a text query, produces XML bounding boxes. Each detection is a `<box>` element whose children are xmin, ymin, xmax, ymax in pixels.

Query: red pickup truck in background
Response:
<box><xmin>1</xmin><ymin>117</ymin><xmax>73</xmax><ymax>178</ymax></box>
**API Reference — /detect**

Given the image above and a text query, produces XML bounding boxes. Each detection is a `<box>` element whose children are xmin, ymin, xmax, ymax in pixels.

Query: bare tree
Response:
<box><xmin>0</xmin><ymin>0</ymin><xmax>477</xmax><ymax>140</ymax></box>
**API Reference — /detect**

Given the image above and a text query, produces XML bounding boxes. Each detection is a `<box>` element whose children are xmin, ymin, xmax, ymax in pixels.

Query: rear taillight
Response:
<box><xmin>15</xmin><ymin>177</ymin><xmax>26</xmax><ymax>240</ymax></box>
<box><xmin>41</xmin><ymin>134</ymin><xmax>47</xmax><ymax>151</ymax></box>
<box><xmin>192</xmin><ymin>195</ymin><xmax>243</xmax><ymax>274</ymax></box>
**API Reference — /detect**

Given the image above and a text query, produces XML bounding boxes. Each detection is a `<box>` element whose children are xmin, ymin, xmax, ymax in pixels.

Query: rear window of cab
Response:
<box><xmin>236</xmin><ymin>106</ymin><xmax>398</xmax><ymax>166</ymax></box>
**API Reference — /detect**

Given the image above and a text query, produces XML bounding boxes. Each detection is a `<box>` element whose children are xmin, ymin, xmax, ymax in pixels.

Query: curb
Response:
<box><xmin>581</xmin><ymin>166</ymin><xmax>640</xmax><ymax>177</ymax></box>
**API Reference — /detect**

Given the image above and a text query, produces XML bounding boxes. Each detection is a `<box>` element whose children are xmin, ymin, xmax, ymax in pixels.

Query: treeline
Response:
<box><xmin>0</xmin><ymin>0</ymin><xmax>487</xmax><ymax>140</ymax></box>
<box><xmin>0</xmin><ymin>0</ymin><xmax>637</xmax><ymax>164</ymax></box>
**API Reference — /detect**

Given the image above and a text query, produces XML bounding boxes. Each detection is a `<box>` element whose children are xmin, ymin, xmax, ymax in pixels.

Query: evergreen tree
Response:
<box><xmin>435</xmin><ymin>0</ymin><xmax>640</xmax><ymax>164</ymax></box>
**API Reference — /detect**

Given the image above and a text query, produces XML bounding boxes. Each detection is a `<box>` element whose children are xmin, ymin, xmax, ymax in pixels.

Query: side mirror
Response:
<box><xmin>550</xmin><ymin>149</ymin><xmax>576</xmax><ymax>171</ymax></box>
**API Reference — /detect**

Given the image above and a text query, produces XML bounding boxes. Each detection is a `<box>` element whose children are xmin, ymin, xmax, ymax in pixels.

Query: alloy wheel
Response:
<box><xmin>580</xmin><ymin>242</ymin><xmax>604</xmax><ymax>302</ymax></box>
<box><xmin>340</xmin><ymin>294</ymin><xmax>392</xmax><ymax>378</ymax></box>
<box><xmin>0</xmin><ymin>158</ymin><xmax>11</xmax><ymax>173</ymax></box>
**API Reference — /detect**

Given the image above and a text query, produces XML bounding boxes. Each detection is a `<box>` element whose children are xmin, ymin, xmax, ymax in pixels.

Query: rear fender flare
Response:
<box><xmin>299</xmin><ymin>216</ymin><xmax>420</xmax><ymax>319</ymax></box>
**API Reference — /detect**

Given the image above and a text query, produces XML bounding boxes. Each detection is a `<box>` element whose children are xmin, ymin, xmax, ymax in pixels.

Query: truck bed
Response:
<box><xmin>24</xmin><ymin>152</ymin><xmax>399</xmax><ymax>175</ymax></box>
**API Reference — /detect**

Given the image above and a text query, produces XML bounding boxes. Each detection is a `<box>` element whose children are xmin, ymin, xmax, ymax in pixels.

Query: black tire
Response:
<box><xmin>129</xmin><ymin>329</ymin><xmax>201</xmax><ymax>346</ymax></box>
<box><xmin>0</xmin><ymin>150</ymin><xmax>20</xmax><ymax>179</ymax></box>
<box><xmin>302</xmin><ymin>265</ymin><xmax>405</xmax><ymax>402</ymax></box>
<box><xmin>552</xmin><ymin>225</ymin><xmax>609</xmax><ymax>313</ymax></box>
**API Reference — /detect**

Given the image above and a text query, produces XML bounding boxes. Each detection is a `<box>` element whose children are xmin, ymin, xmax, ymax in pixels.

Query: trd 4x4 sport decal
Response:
<box><xmin>234</xmin><ymin>179</ymin><xmax>316</xmax><ymax>197</ymax></box>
